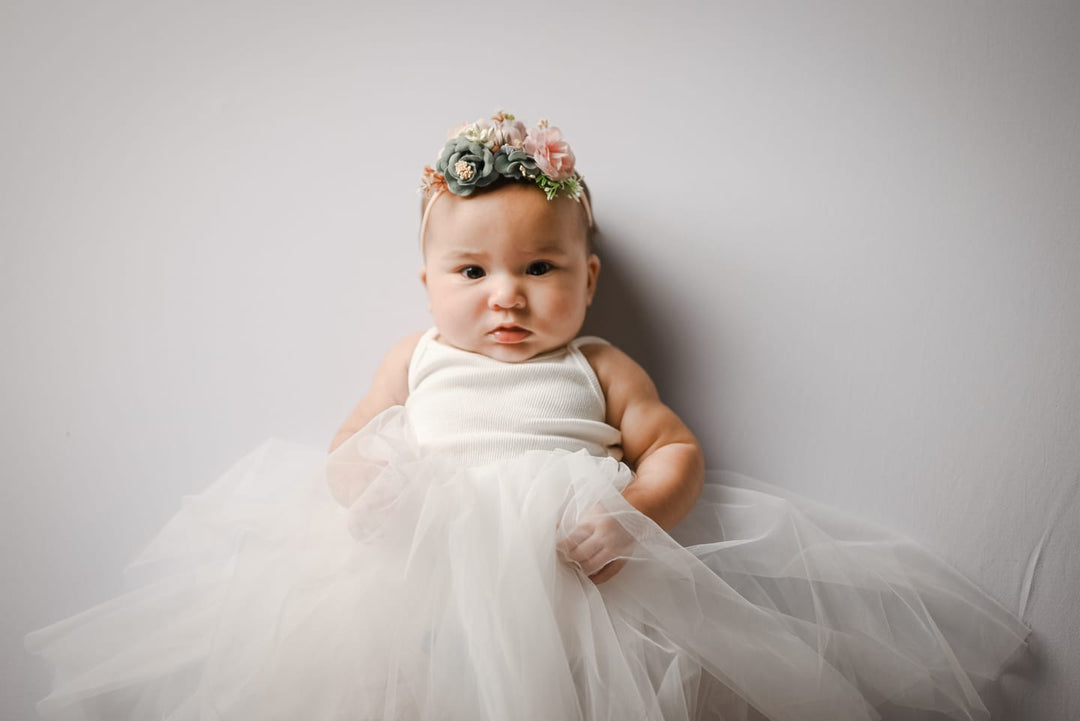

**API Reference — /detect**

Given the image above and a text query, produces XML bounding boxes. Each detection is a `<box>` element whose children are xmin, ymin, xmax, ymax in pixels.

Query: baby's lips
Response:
<box><xmin>491</xmin><ymin>326</ymin><xmax>530</xmax><ymax>343</ymax></box>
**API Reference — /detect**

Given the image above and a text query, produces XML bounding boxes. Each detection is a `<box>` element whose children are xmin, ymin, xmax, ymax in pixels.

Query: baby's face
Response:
<box><xmin>421</xmin><ymin>184</ymin><xmax>599</xmax><ymax>362</ymax></box>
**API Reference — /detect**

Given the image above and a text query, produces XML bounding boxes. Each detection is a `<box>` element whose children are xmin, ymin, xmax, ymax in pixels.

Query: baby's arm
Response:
<box><xmin>327</xmin><ymin>332</ymin><xmax>422</xmax><ymax>453</ymax></box>
<box><xmin>584</xmin><ymin>343</ymin><xmax>705</xmax><ymax>531</ymax></box>
<box><xmin>559</xmin><ymin>344</ymin><xmax>704</xmax><ymax>584</ymax></box>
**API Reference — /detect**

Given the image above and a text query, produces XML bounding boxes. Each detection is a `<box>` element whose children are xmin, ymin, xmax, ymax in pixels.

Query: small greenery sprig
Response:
<box><xmin>536</xmin><ymin>174</ymin><xmax>583</xmax><ymax>201</ymax></box>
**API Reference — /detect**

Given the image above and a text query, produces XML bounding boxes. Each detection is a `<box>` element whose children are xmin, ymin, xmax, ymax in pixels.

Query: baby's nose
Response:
<box><xmin>488</xmin><ymin>275</ymin><xmax>526</xmax><ymax>309</ymax></box>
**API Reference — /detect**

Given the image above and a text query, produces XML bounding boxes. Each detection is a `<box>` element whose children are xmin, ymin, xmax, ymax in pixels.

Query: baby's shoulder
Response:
<box><xmin>576</xmin><ymin>338</ymin><xmax>622</xmax><ymax>368</ymax></box>
<box><xmin>372</xmin><ymin>331</ymin><xmax>427</xmax><ymax>396</ymax></box>
<box><xmin>576</xmin><ymin>338</ymin><xmax>634</xmax><ymax>369</ymax></box>
<box><xmin>576</xmin><ymin>341</ymin><xmax>659</xmax><ymax>406</ymax></box>
<box><xmin>388</xmin><ymin>330</ymin><xmax>427</xmax><ymax>366</ymax></box>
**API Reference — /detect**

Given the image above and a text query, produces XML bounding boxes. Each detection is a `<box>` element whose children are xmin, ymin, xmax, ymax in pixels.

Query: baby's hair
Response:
<box><xmin>418</xmin><ymin>180</ymin><xmax>597</xmax><ymax>255</ymax></box>
<box><xmin>579</xmin><ymin>180</ymin><xmax>599</xmax><ymax>254</ymax></box>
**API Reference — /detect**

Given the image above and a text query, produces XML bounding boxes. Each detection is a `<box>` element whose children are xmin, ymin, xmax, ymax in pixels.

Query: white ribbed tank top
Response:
<box><xmin>404</xmin><ymin>327</ymin><xmax>623</xmax><ymax>465</ymax></box>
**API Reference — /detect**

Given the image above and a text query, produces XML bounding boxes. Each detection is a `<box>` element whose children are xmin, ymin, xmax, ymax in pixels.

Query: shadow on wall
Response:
<box><xmin>581</xmin><ymin>227</ymin><xmax>687</xmax><ymax>395</ymax></box>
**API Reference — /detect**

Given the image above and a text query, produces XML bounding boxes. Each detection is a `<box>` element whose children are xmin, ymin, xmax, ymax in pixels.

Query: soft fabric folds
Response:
<box><xmin>25</xmin><ymin>406</ymin><xmax>1028</xmax><ymax>721</ymax></box>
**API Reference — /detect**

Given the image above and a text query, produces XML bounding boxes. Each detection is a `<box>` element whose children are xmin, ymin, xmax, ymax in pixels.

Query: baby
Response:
<box><xmin>25</xmin><ymin>111</ymin><xmax>1028</xmax><ymax>721</ymax></box>
<box><xmin>329</xmin><ymin>115</ymin><xmax>704</xmax><ymax>582</ymax></box>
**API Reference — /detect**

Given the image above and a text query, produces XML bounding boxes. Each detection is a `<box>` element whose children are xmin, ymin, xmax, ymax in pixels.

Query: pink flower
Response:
<box><xmin>523</xmin><ymin>125</ymin><xmax>576</xmax><ymax>181</ymax></box>
<box><xmin>494</xmin><ymin>119</ymin><xmax>527</xmax><ymax>150</ymax></box>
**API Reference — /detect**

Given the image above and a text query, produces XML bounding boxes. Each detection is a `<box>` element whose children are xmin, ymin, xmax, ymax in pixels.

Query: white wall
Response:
<box><xmin>3</xmin><ymin>1</ymin><xmax>1077</xmax><ymax>719</ymax></box>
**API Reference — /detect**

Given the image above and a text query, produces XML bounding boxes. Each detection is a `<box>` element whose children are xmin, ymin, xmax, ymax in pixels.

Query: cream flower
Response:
<box><xmin>461</xmin><ymin>120</ymin><xmax>497</xmax><ymax>149</ymax></box>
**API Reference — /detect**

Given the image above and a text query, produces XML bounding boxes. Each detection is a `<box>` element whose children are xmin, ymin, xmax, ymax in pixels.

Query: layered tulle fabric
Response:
<box><xmin>25</xmin><ymin>406</ymin><xmax>1027</xmax><ymax>721</ymax></box>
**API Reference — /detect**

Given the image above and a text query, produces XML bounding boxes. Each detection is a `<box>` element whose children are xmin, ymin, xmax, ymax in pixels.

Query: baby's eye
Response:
<box><xmin>460</xmin><ymin>266</ymin><xmax>485</xmax><ymax>280</ymax></box>
<box><xmin>526</xmin><ymin>261</ymin><xmax>553</xmax><ymax>276</ymax></box>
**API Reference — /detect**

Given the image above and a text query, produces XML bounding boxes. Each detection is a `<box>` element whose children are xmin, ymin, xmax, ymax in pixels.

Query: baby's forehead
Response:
<box><xmin>422</xmin><ymin>188</ymin><xmax>590</xmax><ymax>255</ymax></box>
<box><xmin>439</xmin><ymin>235</ymin><xmax>578</xmax><ymax>255</ymax></box>
<box><xmin>423</xmin><ymin>229</ymin><xmax>588</xmax><ymax>262</ymax></box>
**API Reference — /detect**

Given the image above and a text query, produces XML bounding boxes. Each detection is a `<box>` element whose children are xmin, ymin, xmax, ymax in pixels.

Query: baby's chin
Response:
<box><xmin>479</xmin><ymin>338</ymin><xmax>569</xmax><ymax>363</ymax></box>
<box><xmin>482</xmin><ymin>345</ymin><xmax>558</xmax><ymax>363</ymax></box>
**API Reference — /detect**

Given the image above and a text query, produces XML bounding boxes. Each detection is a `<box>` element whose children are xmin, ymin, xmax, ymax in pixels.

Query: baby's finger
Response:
<box><xmin>556</xmin><ymin>531</ymin><xmax>587</xmax><ymax>557</ymax></box>
<box><xmin>567</xmin><ymin>536</ymin><xmax>605</xmax><ymax>564</ymax></box>
<box><xmin>564</xmin><ymin>522</ymin><xmax>594</xmax><ymax>546</ymax></box>
<box><xmin>581</xmin><ymin>545</ymin><xmax>621</xmax><ymax>576</ymax></box>
<box><xmin>589</xmin><ymin>558</ymin><xmax>627</xmax><ymax>585</ymax></box>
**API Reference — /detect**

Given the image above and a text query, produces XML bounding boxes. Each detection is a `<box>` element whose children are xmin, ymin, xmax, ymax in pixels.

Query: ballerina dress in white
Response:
<box><xmin>25</xmin><ymin>328</ymin><xmax>1029</xmax><ymax>721</ymax></box>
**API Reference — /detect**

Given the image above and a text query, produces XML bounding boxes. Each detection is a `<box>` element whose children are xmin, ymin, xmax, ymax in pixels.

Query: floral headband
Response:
<box><xmin>419</xmin><ymin>111</ymin><xmax>594</xmax><ymax>242</ymax></box>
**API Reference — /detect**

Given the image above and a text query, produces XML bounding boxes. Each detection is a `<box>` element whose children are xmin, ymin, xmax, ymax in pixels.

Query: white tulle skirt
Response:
<box><xmin>25</xmin><ymin>407</ymin><xmax>1028</xmax><ymax>721</ymax></box>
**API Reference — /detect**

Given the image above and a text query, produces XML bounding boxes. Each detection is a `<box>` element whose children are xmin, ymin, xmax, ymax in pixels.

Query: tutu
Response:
<box><xmin>25</xmin><ymin>405</ymin><xmax>1028</xmax><ymax>721</ymax></box>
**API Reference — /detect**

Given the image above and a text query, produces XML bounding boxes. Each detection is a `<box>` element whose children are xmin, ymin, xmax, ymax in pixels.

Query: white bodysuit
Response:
<box><xmin>404</xmin><ymin>327</ymin><xmax>623</xmax><ymax>465</ymax></box>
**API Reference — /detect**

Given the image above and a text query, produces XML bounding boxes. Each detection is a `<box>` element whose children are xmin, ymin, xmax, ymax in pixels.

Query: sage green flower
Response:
<box><xmin>436</xmin><ymin>138</ymin><xmax>499</xmax><ymax>196</ymax></box>
<box><xmin>494</xmin><ymin>148</ymin><xmax>540</xmax><ymax>181</ymax></box>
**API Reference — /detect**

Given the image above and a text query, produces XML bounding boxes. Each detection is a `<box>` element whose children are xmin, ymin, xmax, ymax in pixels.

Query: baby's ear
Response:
<box><xmin>585</xmin><ymin>254</ymin><xmax>601</xmax><ymax>305</ymax></box>
<box><xmin>418</xmin><ymin>267</ymin><xmax>431</xmax><ymax>312</ymax></box>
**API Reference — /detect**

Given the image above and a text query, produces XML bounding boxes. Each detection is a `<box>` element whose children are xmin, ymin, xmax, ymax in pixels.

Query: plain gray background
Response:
<box><xmin>3</xmin><ymin>1</ymin><xmax>1078</xmax><ymax>719</ymax></box>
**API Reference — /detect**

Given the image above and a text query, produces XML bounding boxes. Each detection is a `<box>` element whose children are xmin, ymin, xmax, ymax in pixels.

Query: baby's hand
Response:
<box><xmin>556</xmin><ymin>503</ymin><xmax>637</xmax><ymax>585</ymax></box>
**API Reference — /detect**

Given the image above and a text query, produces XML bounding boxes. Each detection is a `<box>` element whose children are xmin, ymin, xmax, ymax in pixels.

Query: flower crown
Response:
<box><xmin>419</xmin><ymin>111</ymin><xmax>586</xmax><ymax>203</ymax></box>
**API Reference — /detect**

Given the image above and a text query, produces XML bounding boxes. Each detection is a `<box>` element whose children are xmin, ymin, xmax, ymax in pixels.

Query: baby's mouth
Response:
<box><xmin>491</xmin><ymin>325</ymin><xmax>531</xmax><ymax>343</ymax></box>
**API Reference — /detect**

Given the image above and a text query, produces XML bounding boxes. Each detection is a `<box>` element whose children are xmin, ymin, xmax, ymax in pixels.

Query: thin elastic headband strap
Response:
<box><xmin>419</xmin><ymin>189</ymin><xmax>442</xmax><ymax>245</ymax></box>
<box><xmin>419</xmin><ymin>188</ymin><xmax>594</xmax><ymax>245</ymax></box>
